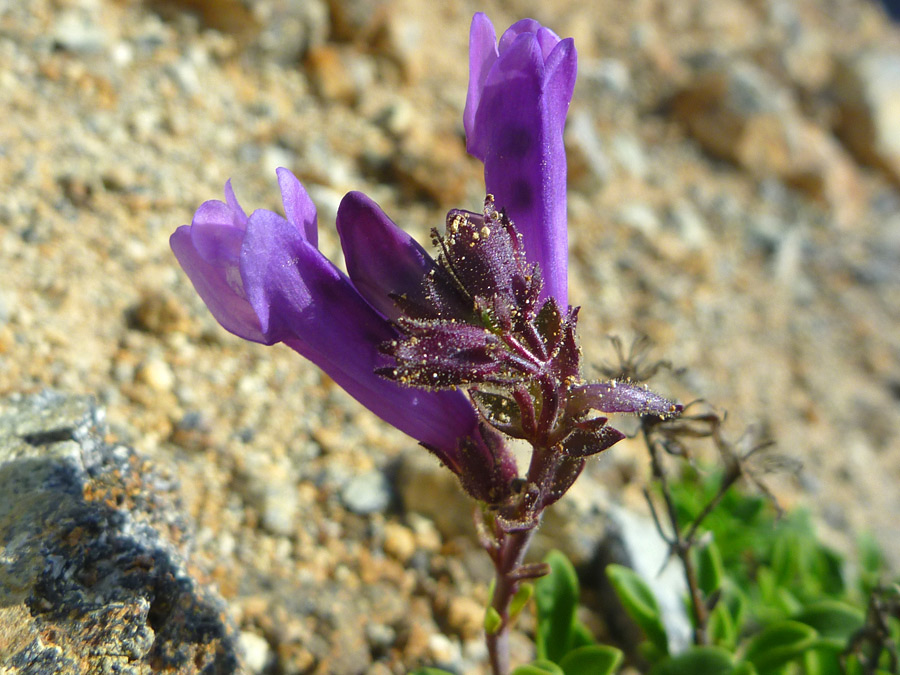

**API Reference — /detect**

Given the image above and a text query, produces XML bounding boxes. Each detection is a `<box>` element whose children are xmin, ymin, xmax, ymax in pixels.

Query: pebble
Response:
<box><xmin>427</xmin><ymin>633</ymin><xmax>463</xmax><ymax>670</ymax></box>
<box><xmin>365</xmin><ymin>622</ymin><xmax>397</xmax><ymax>651</ymax></box>
<box><xmin>52</xmin><ymin>10</ymin><xmax>108</xmax><ymax>53</ymax></box>
<box><xmin>238</xmin><ymin>631</ymin><xmax>273</xmax><ymax>674</ymax></box>
<box><xmin>666</xmin><ymin>199</ymin><xmax>710</xmax><ymax>249</ymax></box>
<box><xmin>616</xmin><ymin>202</ymin><xmax>661</xmax><ymax>236</ymax></box>
<box><xmin>135</xmin><ymin>358</ymin><xmax>175</xmax><ymax>392</ymax></box>
<box><xmin>260</xmin><ymin>482</ymin><xmax>299</xmax><ymax>537</ymax></box>
<box><xmin>611</xmin><ymin>133</ymin><xmax>649</xmax><ymax>179</ymax></box>
<box><xmin>254</xmin><ymin>0</ymin><xmax>329</xmax><ymax>64</ymax></box>
<box><xmin>383</xmin><ymin>521</ymin><xmax>417</xmax><ymax>562</ymax></box>
<box><xmin>340</xmin><ymin>469</ymin><xmax>392</xmax><ymax>515</ymax></box>
<box><xmin>586</xmin><ymin>58</ymin><xmax>632</xmax><ymax>97</ymax></box>
<box><xmin>447</xmin><ymin>596</ymin><xmax>485</xmax><ymax>640</ymax></box>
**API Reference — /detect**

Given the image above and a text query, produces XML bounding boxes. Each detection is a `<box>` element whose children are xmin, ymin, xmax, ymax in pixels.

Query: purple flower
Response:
<box><xmin>465</xmin><ymin>13</ymin><xmax>577</xmax><ymax>307</ymax></box>
<box><xmin>170</xmin><ymin>169</ymin><xmax>517</xmax><ymax>503</ymax></box>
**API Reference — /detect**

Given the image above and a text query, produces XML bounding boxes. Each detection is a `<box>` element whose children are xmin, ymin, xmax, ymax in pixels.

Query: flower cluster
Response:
<box><xmin>170</xmin><ymin>12</ymin><xmax>678</xmax><ymax>514</ymax></box>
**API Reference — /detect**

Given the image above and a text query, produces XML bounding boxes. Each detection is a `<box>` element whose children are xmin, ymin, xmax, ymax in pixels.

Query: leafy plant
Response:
<box><xmin>515</xmin><ymin>551</ymin><xmax>623</xmax><ymax>675</ymax></box>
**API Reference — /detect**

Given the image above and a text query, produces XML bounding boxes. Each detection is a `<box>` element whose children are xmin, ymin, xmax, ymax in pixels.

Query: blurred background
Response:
<box><xmin>2</xmin><ymin>0</ymin><xmax>900</xmax><ymax>672</ymax></box>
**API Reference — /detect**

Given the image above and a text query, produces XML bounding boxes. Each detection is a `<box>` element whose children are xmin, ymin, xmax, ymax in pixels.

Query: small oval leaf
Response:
<box><xmin>649</xmin><ymin>646</ymin><xmax>735</xmax><ymax>675</ymax></box>
<box><xmin>484</xmin><ymin>606</ymin><xmax>502</xmax><ymax>635</ymax></box>
<box><xmin>535</xmin><ymin>550</ymin><xmax>580</xmax><ymax>662</ymax></box>
<box><xmin>512</xmin><ymin>660</ymin><xmax>565</xmax><ymax>675</ymax></box>
<box><xmin>697</xmin><ymin>540</ymin><xmax>724</xmax><ymax>596</ymax></box>
<box><xmin>606</xmin><ymin>564</ymin><xmax>669</xmax><ymax>655</ymax></box>
<box><xmin>793</xmin><ymin>601</ymin><xmax>865</xmax><ymax>642</ymax></box>
<box><xmin>743</xmin><ymin>620</ymin><xmax>818</xmax><ymax>672</ymax></box>
<box><xmin>558</xmin><ymin>645</ymin><xmax>624</xmax><ymax>675</ymax></box>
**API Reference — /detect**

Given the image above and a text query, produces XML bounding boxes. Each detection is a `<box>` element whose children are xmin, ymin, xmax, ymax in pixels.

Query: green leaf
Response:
<box><xmin>697</xmin><ymin>540</ymin><xmax>725</xmax><ymax>596</ymax></box>
<box><xmin>771</xmin><ymin>531</ymin><xmax>799</xmax><ymax>587</ymax></box>
<box><xmin>512</xmin><ymin>660</ymin><xmax>565</xmax><ymax>675</ymax></box>
<box><xmin>802</xmin><ymin>642</ymin><xmax>844</xmax><ymax>675</ymax></box>
<box><xmin>742</xmin><ymin>620</ymin><xmax>818</xmax><ymax>672</ymax></box>
<box><xmin>510</xmin><ymin>583</ymin><xmax>534</xmax><ymax>622</ymax></box>
<box><xmin>535</xmin><ymin>550</ymin><xmax>580</xmax><ymax>663</ymax></box>
<box><xmin>844</xmin><ymin>654</ymin><xmax>863</xmax><ymax>675</ymax></box>
<box><xmin>858</xmin><ymin>533</ymin><xmax>884</xmax><ymax>593</ymax></box>
<box><xmin>724</xmin><ymin>584</ymin><xmax>749</xmax><ymax>633</ymax></box>
<box><xmin>843</xmin><ymin>655</ymin><xmax>894</xmax><ymax>675</ymax></box>
<box><xmin>793</xmin><ymin>600</ymin><xmax>864</xmax><ymax>642</ymax></box>
<box><xmin>708</xmin><ymin>601</ymin><xmax>736</xmax><ymax>649</ymax></box>
<box><xmin>558</xmin><ymin>645</ymin><xmax>623</xmax><ymax>675</ymax></box>
<box><xmin>729</xmin><ymin>663</ymin><xmax>758</xmax><ymax>675</ymax></box>
<box><xmin>571</xmin><ymin>620</ymin><xmax>596</xmax><ymax>649</ymax></box>
<box><xmin>484</xmin><ymin>606</ymin><xmax>502</xmax><ymax>635</ymax></box>
<box><xmin>606</xmin><ymin>564</ymin><xmax>669</xmax><ymax>655</ymax></box>
<box><xmin>649</xmin><ymin>646</ymin><xmax>735</xmax><ymax>675</ymax></box>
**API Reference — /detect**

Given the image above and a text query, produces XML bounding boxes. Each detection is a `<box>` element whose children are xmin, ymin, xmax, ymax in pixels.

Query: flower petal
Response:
<box><xmin>464</xmin><ymin>12</ymin><xmax>499</xmax><ymax>155</ymax></box>
<box><xmin>170</xmin><ymin>224</ymin><xmax>267</xmax><ymax>343</ymax></box>
<box><xmin>189</xmin><ymin>200</ymin><xmax>246</xmax><ymax>266</ymax></box>
<box><xmin>466</xmin><ymin>17</ymin><xmax>577</xmax><ymax>306</ymax></box>
<box><xmin>499</xmin><ymin>19</ymin><xmax>550</xmax><ymax>54</ymax></box>
<box><xmin>239</xmin><ymin>208</ymin><xmax>482</xmax><ymax>453</ymax></box>
<box><xmin>336</xmin><ymin>191</ymin><xmax>436</xmax><ymax>320</ymax></box>
<box><xmin>276</xmin><ymin>167</ymin><xmax>318</xmax><ymax>246</ymax></box>
<box><xmin>223</xmin><ymin>179</ymin><xmax>248</xmax><ymax>228</ymax></box>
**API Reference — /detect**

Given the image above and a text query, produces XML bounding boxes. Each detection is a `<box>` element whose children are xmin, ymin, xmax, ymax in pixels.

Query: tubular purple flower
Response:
<box><xmin>170</xmin><ymin>170</ymin><xmax>515</xmax><ymax>494</ymax></box>
<box><xmin>464</xmin><ymin>13</ymin><xmax>577</xmax><ymax>307</ymax></box>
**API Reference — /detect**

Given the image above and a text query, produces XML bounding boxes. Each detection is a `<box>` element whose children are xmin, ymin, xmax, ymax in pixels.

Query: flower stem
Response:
<box><xmin>486</xmin><ymin>441</ymin><xmax>559</xmax><ymax>675</ymax></box>
<box><xmin>487</xmin><ymin>526</ymin><xmax>536</xmax><ymax>675</ymax></box>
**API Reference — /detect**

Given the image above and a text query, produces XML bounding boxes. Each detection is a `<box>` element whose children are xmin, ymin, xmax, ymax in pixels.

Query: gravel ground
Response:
<box><xmin>2</xmin><ymin>0</ymin><xmax>900</xmax><ymax>672</ymax></box>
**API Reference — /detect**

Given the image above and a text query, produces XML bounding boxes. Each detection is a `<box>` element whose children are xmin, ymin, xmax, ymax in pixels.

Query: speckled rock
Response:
<box><xmin>0</xmin><ymin>391</ymin><xmax>241</xmax><ymax>674</ymax></box>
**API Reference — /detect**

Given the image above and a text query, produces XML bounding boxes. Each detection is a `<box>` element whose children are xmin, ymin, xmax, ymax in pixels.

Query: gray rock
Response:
<box><xmin>589</xmin><ymin>506</ymin><xmax>692</xmax><ymax>657</ymax></box>
<box><xmin>0</xmin><ymin>391</ymin><xmax>240</xmax><ymax>674</ymax></box>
